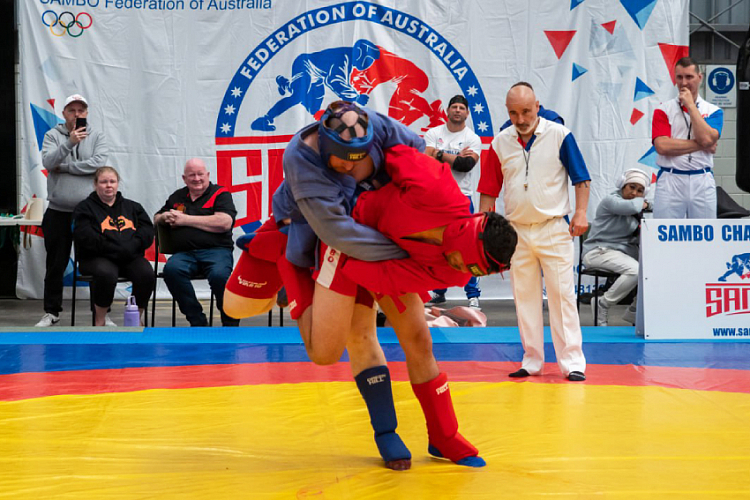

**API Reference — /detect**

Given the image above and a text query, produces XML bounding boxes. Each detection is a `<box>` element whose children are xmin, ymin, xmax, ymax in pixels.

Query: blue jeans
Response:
<box><xmin>434</xmin><ymin>196</ymin><xmax>481</xmax><ymax>299</ymax></box>
<box><xmin>162</xmin><ymin>247</ymin><xmax>239</xmax><ymax>326</ymax></box>
<box><xmin>433</xmin><ymin>276</ymin><xmax>480</xmax><ymax>299</ymax></box>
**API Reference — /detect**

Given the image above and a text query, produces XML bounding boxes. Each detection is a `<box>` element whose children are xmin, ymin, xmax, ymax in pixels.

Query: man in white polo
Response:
<box><xmin>478</xmin><ymin>82</ymin><xmax>590</xmax><ymax>382</ymax></box>
<box><xmin>424</xmin><ymin>95</ymin><xmax>483</xmax><ymax>308</ymax></box>
<box><xmin>652</xmin><ymin>57</ymin><xmax>723</xmax><ymax>218</ymax></box>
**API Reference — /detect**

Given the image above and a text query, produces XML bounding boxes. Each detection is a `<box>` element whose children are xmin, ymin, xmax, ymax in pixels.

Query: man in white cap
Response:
<box><xmin>36</xmin><ymin>94</ymin><xmax>109</xmax><ymax>327</ymax></box>
<box><xmin>582</xmin><ymin>168</ymin><xmax>651</xmax><ymax>326</ymax></box>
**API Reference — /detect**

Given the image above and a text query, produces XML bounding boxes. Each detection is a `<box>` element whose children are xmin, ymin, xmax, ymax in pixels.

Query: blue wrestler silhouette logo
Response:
<box><xmin>717</xmin><ymin>253</ymin><xmax>750</xmax><ymax>282</ymax></box>
<box><xmin>251</xmin><ymin>39</ymin><xmax>445</xmax><ymax>132</ymax></box>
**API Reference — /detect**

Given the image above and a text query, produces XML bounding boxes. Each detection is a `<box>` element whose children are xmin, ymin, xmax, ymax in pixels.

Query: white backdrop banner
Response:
<box><xmin>17</xmin><ymin>0</ymin><xmax>688</xmax><ymax>301</ymax></box>
<box><xmin>641</xmin><ymin>219</ymin><xmax>750</xmax><ymax>339</ymax></box>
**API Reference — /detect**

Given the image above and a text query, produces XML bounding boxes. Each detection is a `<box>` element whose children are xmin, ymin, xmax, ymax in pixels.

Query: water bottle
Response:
<box><xmin>123</xmin><ymin>296</ymin><xmax>140</xmax><ymax>327</ymax></box>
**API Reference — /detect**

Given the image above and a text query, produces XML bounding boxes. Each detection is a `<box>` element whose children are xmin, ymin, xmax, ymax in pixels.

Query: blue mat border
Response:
<box><xmin>0</xmin><ymin>326</ymin><xmax>748</xmax><ymax>345</ymax></box>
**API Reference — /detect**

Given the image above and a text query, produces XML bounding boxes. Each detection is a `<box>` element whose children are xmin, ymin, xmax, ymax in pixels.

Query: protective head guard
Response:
<box><xmin>318</xmin><ymin>101</ymin><xmax>374</xmax><ymax>166</ymax></box>
<box><xmin>442</xmin><ymin>213</ymin><xmax>507</xmax><ymax>277</ymax></box>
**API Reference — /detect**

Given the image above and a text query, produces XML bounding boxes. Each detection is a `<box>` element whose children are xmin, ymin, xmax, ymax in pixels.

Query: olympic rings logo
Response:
<box><xmin>41</xmin><ymin>11</ymin><xmax>93</xmax><ymax>38</ymax></box>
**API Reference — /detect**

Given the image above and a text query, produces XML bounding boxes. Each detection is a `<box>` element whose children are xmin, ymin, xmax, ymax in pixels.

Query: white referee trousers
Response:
<box><xmin>510</xmin><ymin>217</ymin><xmax>586</xmax><ymax>376</ymax></box>
<box><xmin>582</xmin><ymin>247</ymin><xmax>638</xmax><ymax>306</ymax></box>
<box><xmin>653</xmin><ymin>170</ymin><xmax>717</xmax><ymax>219</ymax></box>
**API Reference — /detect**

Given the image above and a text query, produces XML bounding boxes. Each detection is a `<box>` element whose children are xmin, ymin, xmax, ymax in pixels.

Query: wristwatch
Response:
<box><xmin>436</xmin><ymin>150</ymin><xmax>444</xmax><ymax>162</ymax></box>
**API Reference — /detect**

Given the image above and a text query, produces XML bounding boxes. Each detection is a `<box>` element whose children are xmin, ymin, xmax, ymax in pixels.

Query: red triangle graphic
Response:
<box><xmin>651</xmin><ymin>172</ymin><xmax>658</xmax><ymax>184</ymax></box>
<box><xmin>47</xmin><ymin>99</ymin><xmax>55</xmax><ymax>109</ymax></box>
<box><xmin>144</xmin><ymin>241</ymin><xmax>167</xmax><ymax>263</ymax></box>
<box><xmin>544</xmin><ymin>30</ymin><xmax>576</xmax><ymax>59</ymax></box>
<box><xmin>601</xmin><ymin>20</ymin><xmax>616</xmax><ymax>35</ymax></box>
<box><xmin>630</xmin><ymin>108</ymin><xmax>644</xmax><ymax>125</ymax></box>
<box><xmin>658</xmin><ymin>43</ymin><xmax>690</xmax><ymax>85</ymax></box>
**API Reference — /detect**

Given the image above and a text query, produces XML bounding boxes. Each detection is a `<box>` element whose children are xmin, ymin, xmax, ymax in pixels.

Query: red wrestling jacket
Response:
<box><xmin>341</xmin><ymin>145</ymin><xmax>475</xmax><ymax>296</ymax></box>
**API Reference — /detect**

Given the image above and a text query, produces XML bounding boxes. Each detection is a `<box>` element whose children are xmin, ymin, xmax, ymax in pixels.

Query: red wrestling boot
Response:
<box><xmin>411</xmin><ymin>372</ymin><xmax>486</xmax><ymax>467</ymax></box>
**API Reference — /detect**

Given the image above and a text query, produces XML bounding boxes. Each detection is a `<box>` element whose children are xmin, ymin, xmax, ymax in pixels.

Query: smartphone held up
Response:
<box><xmin>75</xmin><ymin>117</ymin><xmax>87</xmax><ymax>130</ymax></box>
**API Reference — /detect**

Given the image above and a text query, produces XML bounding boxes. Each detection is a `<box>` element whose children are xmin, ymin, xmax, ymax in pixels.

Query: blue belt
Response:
<box><xmin>659</xmin><ymin>166</ymin><xmax>712</xmax><ymax>176</ymax></box>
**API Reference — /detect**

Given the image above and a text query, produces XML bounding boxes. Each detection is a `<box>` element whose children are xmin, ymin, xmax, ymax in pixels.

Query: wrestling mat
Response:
<box><xmin>1</xmin><ymin>326</ymin><xmax>749</xmax><ymax>499</ymax></box>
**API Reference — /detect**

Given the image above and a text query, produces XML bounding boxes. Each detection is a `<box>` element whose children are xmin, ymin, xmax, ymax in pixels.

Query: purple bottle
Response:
<box><xmin>123</xmin><ymin>296</ymin><xmax>140</xmax><ymax>327</ymax></box>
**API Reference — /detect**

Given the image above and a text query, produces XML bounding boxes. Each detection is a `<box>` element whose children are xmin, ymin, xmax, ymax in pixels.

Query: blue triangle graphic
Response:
<box><xmin>638</xmin><ymin>146</ymin><xmax>657</xmax><ymax>168</ymax></box>
<box><xmin>620</xmin><ymin>0</ymin><xmax>657</xmax><ymax>30</ymax></box>
<box><xmin>62</xmin><ymin>259</ymin><xmax>83</xmax><ymax>287</ymax></box>
<box><xmin>30</xmin><ymin>103</ymin><xmax>63</xmax><ymax>151</ymax></box>
<box><xmin>571</xmin><ymin>0</ymin><xmax>585</xmax><ymax>10</ymax></box>
<box><xmin>633</xmin><ymin>77</ymin><xmax>655</xmax><ymax>101</ymax></box>
<box><xmin>572</xmin><ymin>63</ymin><xmax>588</xmax><ymax>82</ymax></box>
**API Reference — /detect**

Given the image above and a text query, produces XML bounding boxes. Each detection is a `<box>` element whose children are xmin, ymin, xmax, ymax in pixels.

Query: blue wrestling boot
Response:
<box><xmin>355</xmin><ymin>366</ymin><xmax>412</xmax><ymax>471</ymax></box>
<box><xmin>428</xmin><ymin>444</ymin><xmax>486</xmax><ymax>468</ymax></box>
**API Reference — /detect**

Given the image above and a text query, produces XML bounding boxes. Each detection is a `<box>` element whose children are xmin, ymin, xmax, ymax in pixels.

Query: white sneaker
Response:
<box><xmin>622</xmin><ymin>304</ymin><xmax>637</xmax><ymax>325</ymax></box>
<box><xmin>468</xmin><ymin>297</ymin><xmax>480</xmax><ymax>309</ymax></box>
<box><xmin>35</xmin><ymin>313</ymin><xmax>60</xmax><ymax>327</ymax></box>
<box><xmin>104</xmin><ymin>314</ymin><xmax>117</xmax><ymax>327</ymax></box>
<box><xmin>591</xmin><ymin>297</ymin><xmax>609</xmax><ymax>326</ymax></box>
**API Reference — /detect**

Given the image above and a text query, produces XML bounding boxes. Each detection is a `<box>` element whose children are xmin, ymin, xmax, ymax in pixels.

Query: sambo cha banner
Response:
<box><xmin>17</xmin><ymin>0</ymin><xmax>688</xmax><ymax>300</ymax></box>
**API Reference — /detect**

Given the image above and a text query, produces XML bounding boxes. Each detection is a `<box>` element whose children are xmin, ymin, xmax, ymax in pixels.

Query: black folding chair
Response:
<box><xmin>151</xmin><ymin>224</ymin><xmax>215</xmax><ymax>327</ymax></box>
<box><xmin>576</xmin><ymin>228</ymin><xmax>620</xmax><ymax>326</ymax></box>
<box><xmin>71</xmin><ymin>251</ymin><xmax>136</xmax><ymax>326</ymax></box>
<box><xmin>267</xmin><ymin>307</ymin><xmax>284</xmax><ymax>327</ymax></box>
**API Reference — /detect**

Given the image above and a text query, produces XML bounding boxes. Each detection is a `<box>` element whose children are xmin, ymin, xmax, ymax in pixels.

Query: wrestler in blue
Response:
<box><xmin>225</xmin><ymin>101</ymin><xmax>488</xmax><ymax>469</ymax></box>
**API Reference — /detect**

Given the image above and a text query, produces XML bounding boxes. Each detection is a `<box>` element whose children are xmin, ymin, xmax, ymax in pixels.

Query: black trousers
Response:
<box><xmin>42</xmin><ymin>209</ymin><xmax>73</xmax><ymax>315</ymax></box>
<box><xmin>79</xmin><ymin>256</ymin><xmax>155</xmax><ymax>310</ymax></box>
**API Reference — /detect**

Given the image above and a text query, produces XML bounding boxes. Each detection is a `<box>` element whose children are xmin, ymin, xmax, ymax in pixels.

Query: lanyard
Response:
<box><xmin>680</xmin><ymin>106</ymin><xmax>693</xmax><ymax>163</ymax></box>
<box><xmin>518</xmin><ymin>136</ymin><xmax>534</xmax><ymax>191</ymax></box>
<box><xmin>522</xmin><ymin>147</ymin><xmax>531</xmax><ymax>191</ymax></box>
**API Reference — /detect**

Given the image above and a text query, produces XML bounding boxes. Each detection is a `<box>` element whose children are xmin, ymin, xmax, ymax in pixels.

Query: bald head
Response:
<box><xmin>506</xmin><ymin>83</ymin><xmax>540</xmax><ymax>141</ymax></box>
<box><xmin>506</xmin><ymin>84</ymin><xmax>536</xmax><ymax>106</ymax></box>
<box><xmin>184</xmin><ymin>158</ymin><xmax>207</xmax><ymax>173</ymax></box>
<box><xmin>183</xmin><ymin>158</ymin><xmax>210</xmax><ymax>198</ymax></box>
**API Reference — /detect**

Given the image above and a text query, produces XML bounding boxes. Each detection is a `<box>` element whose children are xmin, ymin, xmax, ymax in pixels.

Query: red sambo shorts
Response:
<box><xmin>313</xmin><ymin>243</ymin><xmax>374</xmax><ymax>308</ymax></box>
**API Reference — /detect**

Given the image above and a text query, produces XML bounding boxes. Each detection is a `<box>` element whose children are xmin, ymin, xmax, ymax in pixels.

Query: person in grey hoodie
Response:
<box><xmin>582</xmin><ymin>168</ymin><xmax>651</xmax><ymax>326</ymax></box>
<box><xmin>35</xmin><ymin>94</ymin><xmax>109</xmax><ymax>327</ymax></box>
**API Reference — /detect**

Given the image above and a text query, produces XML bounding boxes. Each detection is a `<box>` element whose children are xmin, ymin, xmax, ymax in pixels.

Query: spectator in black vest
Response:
<box><xmin>154</xmin><ymin>158</ymin><xmax>240</xmax><ymax>326</ymax></box>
